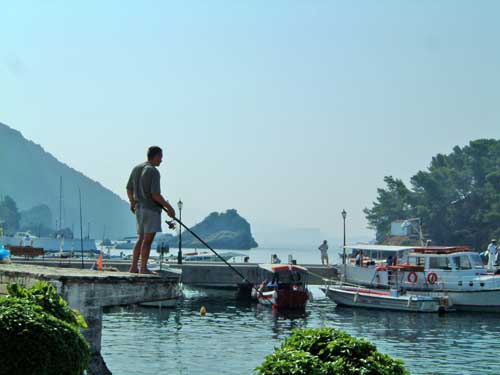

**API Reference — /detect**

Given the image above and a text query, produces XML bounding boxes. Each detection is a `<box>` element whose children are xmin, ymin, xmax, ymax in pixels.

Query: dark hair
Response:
<box><xmin>147</xmin><ymin>146</ymin><xmax>163</xmax><ymax>160</ymax></box>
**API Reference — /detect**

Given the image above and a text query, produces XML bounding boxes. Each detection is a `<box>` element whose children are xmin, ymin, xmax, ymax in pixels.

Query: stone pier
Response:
<box><xmin>0</xmin><ymin>263</ymin><xmax>180</xmax><ymax>375</ymax></box>
<box><xmin>13</xmin><ymin>259</ymin><xmax>338</xmax><ymax>285</ymax></box>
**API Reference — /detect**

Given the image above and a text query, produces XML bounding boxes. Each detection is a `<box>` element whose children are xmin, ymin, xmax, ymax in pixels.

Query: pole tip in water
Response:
<box><xmin>200</xmin><ymin>306</ymin><xmax>207</xmax><ymax>316</ymax></box>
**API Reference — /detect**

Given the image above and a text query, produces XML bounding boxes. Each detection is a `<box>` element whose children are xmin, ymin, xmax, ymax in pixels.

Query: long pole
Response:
<box><xmin>164</xmin><ymin>208</ymin><xmax>265</xmax><ymax>297</ymax></box>
<box><xmin>177</xmin><ymin>207</ymin><xmax>182</xmax><ymax>264</ymax></box>
<box><xmin>79</xmin><ymin>189</ymin><xmax>84</xmax><ymax>269</ymax></box>
<box><xmin>343</xmin><ymin>214</ymin><xmax>346</xmax><ymax>280</ymax></box>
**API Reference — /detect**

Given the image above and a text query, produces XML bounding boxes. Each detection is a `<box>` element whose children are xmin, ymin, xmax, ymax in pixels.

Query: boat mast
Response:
<box><xmin>59</xmin><ymin>176</ymin><xmax>63</xmax><ymax>231</ymax></box>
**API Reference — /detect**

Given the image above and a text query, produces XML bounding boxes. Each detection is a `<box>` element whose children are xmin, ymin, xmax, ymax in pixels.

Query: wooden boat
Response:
<box><xmin>252</xmin><ymin>264</ymin><xmax>310</xmax><ymax>310</ymax></box>
<box><xmin>322</xmin><ymin>284</ymin><xmax>452</xmax><ymax>313</ymax></box>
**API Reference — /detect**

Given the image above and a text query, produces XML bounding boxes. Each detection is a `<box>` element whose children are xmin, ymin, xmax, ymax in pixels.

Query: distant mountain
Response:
<box><xmin>170</xmin><ymin>209</ymin><xmax>258</xmax><ymax>250</ymax></box>
<box><xmin>0</xmin><ymin>122</ymin><xmax>135</xmax><ymax>238</ymax></box>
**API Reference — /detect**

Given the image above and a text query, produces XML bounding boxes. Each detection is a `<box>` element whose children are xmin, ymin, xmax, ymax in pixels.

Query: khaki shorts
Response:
<box><xmin>136</xmin><ymin>206</ymin><xmax>162</xmax><ymax>234</ymax></box>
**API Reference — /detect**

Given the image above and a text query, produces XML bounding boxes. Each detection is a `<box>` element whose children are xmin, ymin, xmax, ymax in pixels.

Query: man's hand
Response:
<box><xmin>165</xmin><ymin>205</ymin><xmax>176</xmax><ymax>219</ymax></box>
<box><xmin>130</xmin><ymin>201</ymin><xmax>136</xmax><ymax>214</ymax></box>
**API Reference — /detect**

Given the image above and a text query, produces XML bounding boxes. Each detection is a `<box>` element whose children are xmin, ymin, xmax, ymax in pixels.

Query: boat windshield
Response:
<box><xmin>452</xmin><ymin>254</ymin><xmax>483</xmax><ymax>270</ymax></box>
<box><xmin>468</xmin><ymin>253</ymin><xmax>485</xmax><ymax>269</ymax></box>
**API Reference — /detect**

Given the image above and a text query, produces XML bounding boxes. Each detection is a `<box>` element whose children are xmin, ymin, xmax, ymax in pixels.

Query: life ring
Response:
<box><xmin>427</xmin><ymin>272</ymin><xmax>438</xmax><ymax>285</ymax></box>
<box><xmin>407</xmin><ymin>271</ymin><xmax>418</xmax><ymax>284</ymax></box>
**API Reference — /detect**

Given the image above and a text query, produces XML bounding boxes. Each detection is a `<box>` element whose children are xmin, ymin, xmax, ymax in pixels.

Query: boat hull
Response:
<box><xmin>258</xmin><ymin>289</ymin><xmax>308</xmax><ymax>310</ymax></box>
<box><xmin>323</xmin><ymin>287</ymin><xmax>446</xmax><ymax>312</ymax></box>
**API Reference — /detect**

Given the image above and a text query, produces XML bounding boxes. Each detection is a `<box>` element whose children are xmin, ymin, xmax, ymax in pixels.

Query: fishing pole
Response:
<box><xmin>163</xmin><ymin>208</ymin><xmax>266</xmax><ymax>298</ymax></box>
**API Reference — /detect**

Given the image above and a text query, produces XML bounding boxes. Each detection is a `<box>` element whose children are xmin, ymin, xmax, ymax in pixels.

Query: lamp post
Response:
<box><xmin>177</xmin><ymin>199</ymin><xmax>183</xmax><ymax>264</ymax></box>
<box><xmin>341</xmin><ymin>209</ymin><xmax>347</xmax><ymax>279</ymax></box>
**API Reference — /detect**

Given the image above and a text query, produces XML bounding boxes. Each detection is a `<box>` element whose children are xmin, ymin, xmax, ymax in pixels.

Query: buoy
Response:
<box><xmin>200</xmin><ymin>306</ymin><xmax>207</xmax><ymax>316</ymax></box>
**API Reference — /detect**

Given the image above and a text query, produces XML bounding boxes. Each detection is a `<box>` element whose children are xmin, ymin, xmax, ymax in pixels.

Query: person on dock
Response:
<box><xmin>272</xmin><ymin>254</ymin><xmax>281</xmax><ymax>264</ymax></box>
<box><xmin>487</xmin><ymin>239</ymin><xmax>497</xmax><ymax>271</ymax></box>
<box><xmin>126</xmin><ymin>146</ymin><xmax>176</xmax><ymax>274</ymax></box>
<box><xmin>318</xmin><ymin>240</ymin><xmax>329</xmax><ymax>266</ymax></box>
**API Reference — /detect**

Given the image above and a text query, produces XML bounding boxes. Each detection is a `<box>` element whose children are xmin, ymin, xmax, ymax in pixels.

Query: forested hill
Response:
<box><xmin>0</xmin><ymin>122</ymin><xmax>135</xmax><ymax>238</ymax></box>
<box><xmin>169</xmin><ymin>209</ymin><xmax>258</xmax><ymax>250</ymax></box>
<box><xmin>364</xmin><ymin>139</ymin><xmax>500</xmax><ymax>250</ymax></box>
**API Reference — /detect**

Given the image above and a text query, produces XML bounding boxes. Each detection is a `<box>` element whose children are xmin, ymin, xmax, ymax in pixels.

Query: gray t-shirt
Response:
<box><xmin>126</xmin><ymin>162</ymin><xmax>161</xmax><ymax>212</ymax></box>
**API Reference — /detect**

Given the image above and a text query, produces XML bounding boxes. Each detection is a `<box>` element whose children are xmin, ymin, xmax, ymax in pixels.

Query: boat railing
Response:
<box><xmin>401</xmin><ymin>272</ymin><xmax>500</xmax><ymax>290</ymax></box>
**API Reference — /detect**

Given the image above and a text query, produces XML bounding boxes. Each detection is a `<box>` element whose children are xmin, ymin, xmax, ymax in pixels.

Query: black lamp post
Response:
<box><xmin>341</xmin><ymin>210</ymin><xmax>347</xmax><ymax>276</ymax></box>
<box><xmin>177</xmin><ymin>199</ymin><xmax>183</xmax><ymax>264</ymax></box>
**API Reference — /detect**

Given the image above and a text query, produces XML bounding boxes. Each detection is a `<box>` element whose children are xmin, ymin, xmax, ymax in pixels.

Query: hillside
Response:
<box><xmin>0</xmin><ymin>122</ymin><xmax>135</xmax><ymax>238</ymax></box>
<box><xmin>169</xmin><ymin>209</ymin><xmax>258</xmax><ymax>250</ymax></box>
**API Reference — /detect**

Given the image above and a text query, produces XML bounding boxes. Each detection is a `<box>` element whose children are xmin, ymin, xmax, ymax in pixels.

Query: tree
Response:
<box><xmin>0</xmin><ymin>195</ymin><xmax>20</xmax><ymax>235</ymax></box>
<box><xmin>365</xmin><ymin>139</ymin><xmax>500</xmax><ymax>250</ymax></box>
<box><xmin>19</xmin><ymin>204</ymin><xmax>53</xmax><ymax>236</ymax></box>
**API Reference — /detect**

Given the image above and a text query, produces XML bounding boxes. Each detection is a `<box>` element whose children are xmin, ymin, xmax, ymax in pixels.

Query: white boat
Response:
<box><xmin>322</xmin><ymin>285</ymin><xmax>451</xmax><ymax>313</ymax></box>
<box><xmin>336</xmin><ymin>244</ymin><xmax>500</xmax><ymax>312</ymax></box>
<box><xmin>1</xmin><ymin>233</ymin><xmax>97</xmax><ymax>253</ymax></box>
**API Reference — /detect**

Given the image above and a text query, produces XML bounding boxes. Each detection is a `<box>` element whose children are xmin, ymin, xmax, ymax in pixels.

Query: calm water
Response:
<box><xmin>102</xmin><ymin>287</ymin><xmax>500</xmax><ymax>375</ymax></box>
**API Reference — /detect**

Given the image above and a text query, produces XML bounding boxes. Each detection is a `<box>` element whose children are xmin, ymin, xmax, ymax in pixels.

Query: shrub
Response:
<box><xmin>256</xmin><ymin>328</ymin><xmax>408</xmax><ymax>375</ymax></box>
<box><xmin>0</xmin><ymin>282</ymin><xmax>90</xmax><ymax>375</ymax></box>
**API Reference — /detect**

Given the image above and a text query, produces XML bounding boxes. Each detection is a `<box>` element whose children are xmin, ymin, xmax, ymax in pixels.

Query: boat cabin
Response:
<box><xmin>258</xmin><ymin>264</ymin><xmax>309</xmax><ymax>290</ymax></box>
<box><xmin>404</xmin><ymin>247</ymin><xmax>485</xmax><ymax>274</ymax></box>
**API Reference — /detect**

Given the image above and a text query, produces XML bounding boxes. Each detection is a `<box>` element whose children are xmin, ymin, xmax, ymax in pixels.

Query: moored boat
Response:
<box><xmin>322</xmin><ymin>284</ymin><xmax>452</xmax><ymax>313</ymax></box>
<box><xmin>337</xmin><ymin>244</ymin><xmax>500</xmax><ymax>311</ymax></box>
<box><xmin>252</xmin><ymin>264</ymin><xmax>310</xmax><ymax>310</ymax></box>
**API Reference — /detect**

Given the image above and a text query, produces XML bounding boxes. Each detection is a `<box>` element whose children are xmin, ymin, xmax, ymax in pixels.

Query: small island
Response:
<box><xmin>169</xmin><ymin>209</ymin><xmax>258</xmax><ymax>250</ymax></box>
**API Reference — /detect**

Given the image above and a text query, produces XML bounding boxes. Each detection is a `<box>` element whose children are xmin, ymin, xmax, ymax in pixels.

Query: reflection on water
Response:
<box><xmin>102</xmin><ymin>287</ymin><xmax>500</xmax><ymax>375</ymax></box>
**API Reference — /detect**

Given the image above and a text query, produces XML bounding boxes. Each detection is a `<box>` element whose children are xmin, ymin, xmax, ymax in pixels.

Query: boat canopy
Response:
<box><xmin>343</xmin><ymin>244</ymin><xmax>415</xmax><ymax>253</ymax></box>
<box><xmin>258</xmin><ymin>264</ymin><xmax>308</xmax><ymax>273</ymax></box>
<box><xmin>412</xmin><ymin>246</ymin><xmax>471</xmax><ymax>254</ymax></box>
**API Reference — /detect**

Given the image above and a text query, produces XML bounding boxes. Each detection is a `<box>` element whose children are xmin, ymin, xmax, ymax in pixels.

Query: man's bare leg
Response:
<box><xmin>139</xmin><ymin>233</ymin><xmax>156</xmax><ymax>274</ymax></box>
<box><xmin>129</xmin><ymin>234</ymin><xmax>144</xmax><ymax>273</ymax></box>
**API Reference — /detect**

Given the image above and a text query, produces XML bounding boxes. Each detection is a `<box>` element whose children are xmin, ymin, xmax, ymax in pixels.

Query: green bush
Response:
<box><xmin>0</xmin><ymin>282</ymin><xmax>90</xmax><ymax>375</ymax></box>
<box><xmin>256</xmin><ymin>328</ymin><xmax>408</xmax><ymax>375</ymax></box>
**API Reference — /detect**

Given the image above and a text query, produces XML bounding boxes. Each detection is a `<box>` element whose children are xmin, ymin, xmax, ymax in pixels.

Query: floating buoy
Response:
<box><xmin>200</xmin><ymin>306</ymin><xmax>207</xmax><ymax>316</ymax></box>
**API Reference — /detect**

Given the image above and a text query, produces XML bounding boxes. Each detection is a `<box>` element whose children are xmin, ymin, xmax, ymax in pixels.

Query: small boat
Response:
<box><xmin>252</xmin><ymin>264</ymin><xmax>310</xmax><ymax>310</ymax></box>
<box><xmin>322</xmin><ymin>284</ymin><xmax>452</xmax><ymax>313</ymax></box>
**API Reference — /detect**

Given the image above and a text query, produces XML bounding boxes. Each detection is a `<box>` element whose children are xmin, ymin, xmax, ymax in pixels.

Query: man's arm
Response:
<box><xmin>127</xmin><ymin>189</ymin><xmax>136</xmax><ymax>213</ymax></box>
<box><xmin>151</xmin><ymin>193</ymin><xmax>176</xmax><ymax>218</ymax></box>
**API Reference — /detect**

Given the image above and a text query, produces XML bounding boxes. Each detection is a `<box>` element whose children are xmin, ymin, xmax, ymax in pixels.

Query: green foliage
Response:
<box><xmin>0</xmin><ymin>293</ymin><xmax>90</xmax><ymax>375</ymax></box>
<box><xmin>19</xmin><ymin>203</ymin><xmax>53</xmax><ymax>236</ymax></box>
<box><xmin>256</xmin><ymin>328</ymin><xmax>408</xmax><ymax>375</ymax></box>
<box><xmin>0</xmin><ymin>195</ymin><xmax>20</xmax><ymax>235</ymax></box>
<box><xmin>365</xmin><ymin>139</ymin><xmax>500</xmax><ymax>249</ymax></box>
<box><xmin>7</xmin><ymin>281</ymin><xmax>87</xmax><ymax>328</ymax></box>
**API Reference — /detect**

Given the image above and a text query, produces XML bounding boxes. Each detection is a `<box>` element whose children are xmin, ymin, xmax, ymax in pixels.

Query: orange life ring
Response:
<box><xmin>407</xmin><ymin>271</ymin><xmax>418</xmax><ymax>284</ymax></box>
<box><xmin>427</xmin><ymin>272</ymin><xmax>438</xmax><ymax>285</ymax></box>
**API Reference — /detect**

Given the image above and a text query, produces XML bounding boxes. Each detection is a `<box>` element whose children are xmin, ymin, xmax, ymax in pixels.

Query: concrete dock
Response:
<box><xmin>0</xmin><ymin>263</ymin><xmax>180</xmax><ymax>375</ymax></box>
<box><xmin>12</xmin><ymin>258</ymin><xmax>338</xmax><ymax>286</ymax></box>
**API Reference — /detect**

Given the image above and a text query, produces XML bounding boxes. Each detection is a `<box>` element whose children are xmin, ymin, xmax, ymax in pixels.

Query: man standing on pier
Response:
<box><xmin>126</xmin><ymin>146</ymin><xmax>176</xmax><ymax>274</ymax></box>
<box><xmin>318</xmin><ymin>240</ymin><xmax>329</xmax><ymax>266</ymax></box>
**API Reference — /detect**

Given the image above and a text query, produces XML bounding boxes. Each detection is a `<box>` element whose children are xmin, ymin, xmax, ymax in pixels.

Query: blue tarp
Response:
<box><xmin>0</xmin><ymin>246</ymin><xmax>11</xmax><ymax>260</ymax></box>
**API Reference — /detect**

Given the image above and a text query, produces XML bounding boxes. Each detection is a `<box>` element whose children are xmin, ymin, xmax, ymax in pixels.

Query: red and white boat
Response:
<box><xmin>252</xmin><ymin>264</ymin><xmax>310</xmax><ymax>310</ymax></box>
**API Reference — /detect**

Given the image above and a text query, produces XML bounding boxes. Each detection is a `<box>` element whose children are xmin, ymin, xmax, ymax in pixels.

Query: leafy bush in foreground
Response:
<box><xmin>256</xmin><ymin>328</ymin><xmax>408</xmax><ymax>375</ymax></box>
<box><xmin>0</xmin><ymin>282</ymin><xmax>90</xmax><ymax>375</ymax></box>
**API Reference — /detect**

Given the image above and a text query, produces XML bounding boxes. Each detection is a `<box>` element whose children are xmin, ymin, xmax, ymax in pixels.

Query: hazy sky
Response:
<box><xmin>1</xmin><ymin>1</ymin><xmax>499</xmax><ymax>244</ymax></box>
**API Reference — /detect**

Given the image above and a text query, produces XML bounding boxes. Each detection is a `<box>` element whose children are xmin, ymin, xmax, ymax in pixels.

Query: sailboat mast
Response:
<box><xmin>59</xmin><ymin>176</ymin><xmax>63</xmax><ymax>231</ymax></box>
<box><xmin>79</xmin><ymin>188</ymin><xmax>84</xmax><ymax>269</ymax></box>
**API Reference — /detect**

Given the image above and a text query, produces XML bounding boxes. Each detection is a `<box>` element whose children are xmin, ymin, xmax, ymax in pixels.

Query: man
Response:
<box><xmin>318</xmin><ymin>240</ymin><xmax>329</xmax><ymax>266</ymax></box>
<box><xmin>126</xmin><ymin>146</ymin><xmax>176</xmax><ymax>274</ymax></box>
<box><xmin>487</xmin><ymin>239</ymin><xmax>497</xmax><ymax>271</ymax></box>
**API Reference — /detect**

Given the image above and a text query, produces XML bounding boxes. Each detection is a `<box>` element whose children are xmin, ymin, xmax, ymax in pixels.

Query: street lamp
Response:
<box><xmin>341</xmin><ymin>209</ymin><xmax>347</xmax><ymax>279</ymax></box>
<box><xmin>177</xmin><ymin>199</ymin><xmax>183</xmax><ymax>264</ymax></box>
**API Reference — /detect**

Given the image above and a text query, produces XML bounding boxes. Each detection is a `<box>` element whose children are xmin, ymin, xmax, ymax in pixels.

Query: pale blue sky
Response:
<box><xmin>1</xmin><ymin>1</ymin><xmax>499</xmax><ymax>245</ymax></box>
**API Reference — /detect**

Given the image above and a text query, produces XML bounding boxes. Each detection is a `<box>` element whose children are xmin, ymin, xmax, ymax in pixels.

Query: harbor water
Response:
<box><xmin>102</xmin><ymin>286</ymin><xmax>500</xmax><ymax>375</ymax></box>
